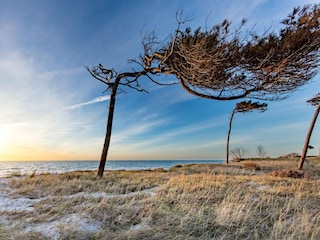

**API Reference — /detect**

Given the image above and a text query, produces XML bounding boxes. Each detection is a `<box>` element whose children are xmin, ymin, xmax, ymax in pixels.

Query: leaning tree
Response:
<box><xmin>143</xmin><ymin>4</ymin><xmax>320</xmax><ymax>101</ymax></box>
<box><xmin>86</xmin><ymin>65</ymin><xmax>176</xmax><ymax>177</ymax></box>
<box><xmin>226</xmin><ymin>101</ymin><xmax>267</xmax><ymax>163</ymax></box>
<box><xmin>298</xmin><ymin>92</ymin><xmax>320</xmax><ymax>170</ymax></box>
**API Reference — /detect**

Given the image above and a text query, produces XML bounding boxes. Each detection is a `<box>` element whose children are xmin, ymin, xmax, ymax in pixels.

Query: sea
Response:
<box><xmin>0</xmin><ymin>160</ymin><xmax>224</xmax><ymax>178</ymax></box>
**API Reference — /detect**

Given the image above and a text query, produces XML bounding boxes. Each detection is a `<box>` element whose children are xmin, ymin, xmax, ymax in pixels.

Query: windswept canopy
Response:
<box><xmin>234</xmin><ymin>101</ymin><xmax>268</xmax><ymax>113</ymax></box>
<box><xmin>307</xmin><ymin>92</ymin><xmax>320</xmax><ymax>106</ymax></box>
<box><xmin>143</xmin><ymin>4</ymin><xmax>320</xmax><ymax>101</ymax></box>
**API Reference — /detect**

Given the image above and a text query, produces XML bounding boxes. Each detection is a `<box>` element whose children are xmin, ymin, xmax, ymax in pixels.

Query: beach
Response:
<box><xmin>0</xmin><ymin>158</ymin><xmax>319</xmax><ymax>240</ymax></box>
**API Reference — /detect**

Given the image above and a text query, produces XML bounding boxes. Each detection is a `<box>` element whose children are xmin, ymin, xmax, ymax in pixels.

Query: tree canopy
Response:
<box><xmin>306</xmin><ymin>92</ymin><xmax>320</xmax><ymax>106</ymax></box>
<box><xmin>233</xmin><ymin>101</ymin><xmax>268</xmax><ymax>114</ymax></box>
<box><xmin>142</xmin><ymin>4</ymin><xmax>320</xmax><ymax>101</ymax></box>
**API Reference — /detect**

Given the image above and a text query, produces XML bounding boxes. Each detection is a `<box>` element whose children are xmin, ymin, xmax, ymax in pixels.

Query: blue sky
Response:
<box><xmin>0</xmin><ymin>0</ymin><xmax>319</xmax><ymax>161</ymax></box>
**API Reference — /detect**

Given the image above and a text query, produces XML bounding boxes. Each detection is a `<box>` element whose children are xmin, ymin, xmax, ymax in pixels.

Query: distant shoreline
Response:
<box><xmin>0</xmin><ymin>159</ymin><xmax>224</xmax><ymax>178</ymax></box>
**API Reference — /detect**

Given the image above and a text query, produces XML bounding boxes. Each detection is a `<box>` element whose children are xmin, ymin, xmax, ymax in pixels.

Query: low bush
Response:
<box><xmin>242</xmin><ymin>162</ymin><xmax>261</xmax><ymax>170</ymax></box>
<box><xmin>270</xmin><ymin>169</ymin><xmax>306</xmax><ymax>178</ymax></box>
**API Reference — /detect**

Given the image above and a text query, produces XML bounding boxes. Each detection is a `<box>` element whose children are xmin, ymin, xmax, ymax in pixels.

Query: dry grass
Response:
<box><xmin>0</xmin><ymin>158</ymin><xmax>319</xmax><ymax>239</ymax></box>
<box><xmin>242</xmin><ymin>161</ymin><xmax>261</xmax><ymax>170</ymax></box>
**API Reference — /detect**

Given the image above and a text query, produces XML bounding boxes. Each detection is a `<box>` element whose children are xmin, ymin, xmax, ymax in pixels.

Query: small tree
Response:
<box><xmin>256</xmin><ymin>145</ymin><xmax>267</xmax><ymax>158</ymax></box>
<box><xmin>226</xmin><ymin>101</ymin><xmax>267</xmax><ymax>163</ymax></box>
<box><xmin>298</xmin><ymin>92</ymin><xmax>320</xmax><ymax>170</ymax></box>
<box><xmin>230</xmin><ymin>147</ymin><xmax>249</xmax><ymax>161</ymax></box>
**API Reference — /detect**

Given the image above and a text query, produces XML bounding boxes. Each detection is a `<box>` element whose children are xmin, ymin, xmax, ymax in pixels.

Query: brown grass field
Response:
<box><xmin>0</xmin><ymin>157</ymin><xmax>319</xmax><ymax>239</ymax></box>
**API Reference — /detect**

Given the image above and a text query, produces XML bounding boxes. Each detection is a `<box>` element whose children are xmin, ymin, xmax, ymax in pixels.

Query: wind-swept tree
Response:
<box><xmin>143</xmin><ymin>4</ymin><xmax>320</xmax><ymax>101</ymax></box>
<box><xmin>226</xmin><ymin>101</ymin><xmax>267</xmax><ymax>163</ymax></box>
<box><xmin>86</xmin><ymin>65</ymin><xmax>175</xmax><ymax>177</ymax></box>
<box><xmin>230</xmin><ymin>147</ymin><xmax>249</xmax><ymax>161</ymax></box>
<box><xmin>298</xmin><ymin>92</ymin><xmax>320</xmax><ymax>170</ymax></box>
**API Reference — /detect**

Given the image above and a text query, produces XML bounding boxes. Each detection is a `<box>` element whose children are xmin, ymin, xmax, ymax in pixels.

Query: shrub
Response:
<box><xmin>242</xmin><ymin>162</ymin><xmax>261</xmax><ymax>170</ymax></box>
<box><xmin>270</xmin><ymin>169</ymin><xmax>305</xmax><ymax>178</ymax></box>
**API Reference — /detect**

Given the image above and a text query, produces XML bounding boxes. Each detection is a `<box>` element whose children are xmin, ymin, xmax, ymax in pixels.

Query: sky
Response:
<box><xmin>0</xmin><ymin>0</ymin><xmax>319</xmax><ymax>161</ymax></box>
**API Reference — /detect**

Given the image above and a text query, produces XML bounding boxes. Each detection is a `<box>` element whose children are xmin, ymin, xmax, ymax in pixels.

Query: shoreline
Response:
<box><xmin>0</xmin><ymin>159</ymin><xmax>224</xmax><ymax>178</ymax></box>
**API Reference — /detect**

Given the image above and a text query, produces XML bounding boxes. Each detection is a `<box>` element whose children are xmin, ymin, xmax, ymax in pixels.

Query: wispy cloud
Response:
<box><xmin>65</xmin><ymin>96</ymin><xmax>110</xmax><ymax>110</ymax></box>
<box><xmin>111</xmin><ymin>116</ymin><xmax>227</xmax><ymax>154</ymax></box>
<box><xmin>112</xmin><ymin>117</ymin><xmax>172</xmax><ymax>144</ymax></box>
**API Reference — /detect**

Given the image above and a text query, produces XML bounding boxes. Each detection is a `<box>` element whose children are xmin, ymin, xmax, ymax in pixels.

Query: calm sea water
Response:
<box><xmin>0</xmin><ymin>160</ymin><xmax>223</xmax><ymax>177</ymax></box>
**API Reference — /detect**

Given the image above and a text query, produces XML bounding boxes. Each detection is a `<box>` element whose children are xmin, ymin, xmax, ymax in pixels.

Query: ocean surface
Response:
<box><xmin>0</xmin><ymin>160</ymin><xmax>223</xmax><ymax>178</ymax></box>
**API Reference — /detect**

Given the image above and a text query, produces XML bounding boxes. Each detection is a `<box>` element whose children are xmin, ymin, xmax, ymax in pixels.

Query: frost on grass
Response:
<box><xmin>0</xmin><ymin>175</ymin><xmax>157</xmax><ymax>239</ymax></box>
<box><xmin>24</xmin><ymin>214</ymin><xmax>101</xmax><ymax>240</ymax></box>
<box><xmin>0</xmin><ymin>178</ymin><xmax>42</xmax><ymax>213</ymax></box>
<box><xmin>0</xmin><ymin>195</ymin><xmax>39</xmax><ymax>212</ymax></box>
<box><xmin>0</xmin><ymin>178</ymin><xmax>102</xmax><ymax>239</ymax></box>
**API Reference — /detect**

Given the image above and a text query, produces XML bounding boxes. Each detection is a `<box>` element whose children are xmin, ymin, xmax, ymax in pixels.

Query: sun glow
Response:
<box><xmin>0</xmin><ymin>127</ymin><xmax>26</xmax><ymax>161</ymax></box>
<box><xmin>0</xmin><ymin>127</ymin><xmax>11</xmax><ymax>161</ymax></box>
<box><xmin>0</xmin><ymin>127</ymin><xmax>9</xmax><ymax>149</ymax></box>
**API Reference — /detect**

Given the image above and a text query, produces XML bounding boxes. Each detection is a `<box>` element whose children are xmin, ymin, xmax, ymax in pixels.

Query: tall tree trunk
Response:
<box><xmin>226</xmin><ymin>109</ymin><xmax>236</xmax><ymax>164</ymax></box>
<box><xmin>298</xmin><ymin>103</ymin><xmax>320</xmax><ymax>170</ymax></box>
<box><xmin>97</xmin><ymin>80</ymin><xmax>119</xmax><ymax>177</ymax></box>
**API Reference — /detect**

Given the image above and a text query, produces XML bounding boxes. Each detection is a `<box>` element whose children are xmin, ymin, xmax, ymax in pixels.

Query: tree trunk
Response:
<box><xmin>298</xmin><ymin>103</ymin><xmax>320</xmax><ymax>170</ymax></box>
<box><xmin>226</xmin><ymin>109</ymin><xmax>236</xmax><ymax>164</ymax></box>
<box><xmin>97</xmin><ymin>80</ymin><xmax>119</xmax><ymax>177</ymax></box>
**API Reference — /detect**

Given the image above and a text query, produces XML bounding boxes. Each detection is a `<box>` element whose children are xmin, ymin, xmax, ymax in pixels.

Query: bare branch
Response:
<box><xmin>145</xmin><ymin>73</ymin><xmax>178</xmax><ymax>86</ymax></box>
<box><xmin>84</xmin><ymin>65</ymin><xmax>112</xmax><ymax>85</ymax></box>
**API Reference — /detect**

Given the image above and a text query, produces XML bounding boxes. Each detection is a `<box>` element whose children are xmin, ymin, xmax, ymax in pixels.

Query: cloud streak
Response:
<box><xmin>110</xmin><ymin>116</ymin><xmax>227</xmax><ymax>155</ymax></box>
<box><xmin>65</xmin><ymin>96</ymin><xmax>110</xmax><ymax>110</ymax></box>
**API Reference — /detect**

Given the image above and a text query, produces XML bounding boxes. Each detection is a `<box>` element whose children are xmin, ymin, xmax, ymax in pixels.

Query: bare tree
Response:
<box><xmin>298</xmin><ymin>92</ymin><xmax>320</xmax><ymax>170</ymax></box>
<box><xmin>256</xmin><ymin>145</ymin><xmax>267</xmax><ymax>158</ymax></box>
<box><xmin>226</xmin><ymin>101</ymin><xmax>267</xmax><ymax>163</ymax></box>
<box><xmin>144</xmin><ymin>4</ymin><xmax>320</xmax><ymax>101</ymax></box>
<box><xmin>86</xmin><ymin>65</ymin><xmax>176</xmax><ymax>177</ymax></box>
<box><xmin>230</xmin><ymin>147</ymin><xmax>249</xmax><ymax>161</ymax></box>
